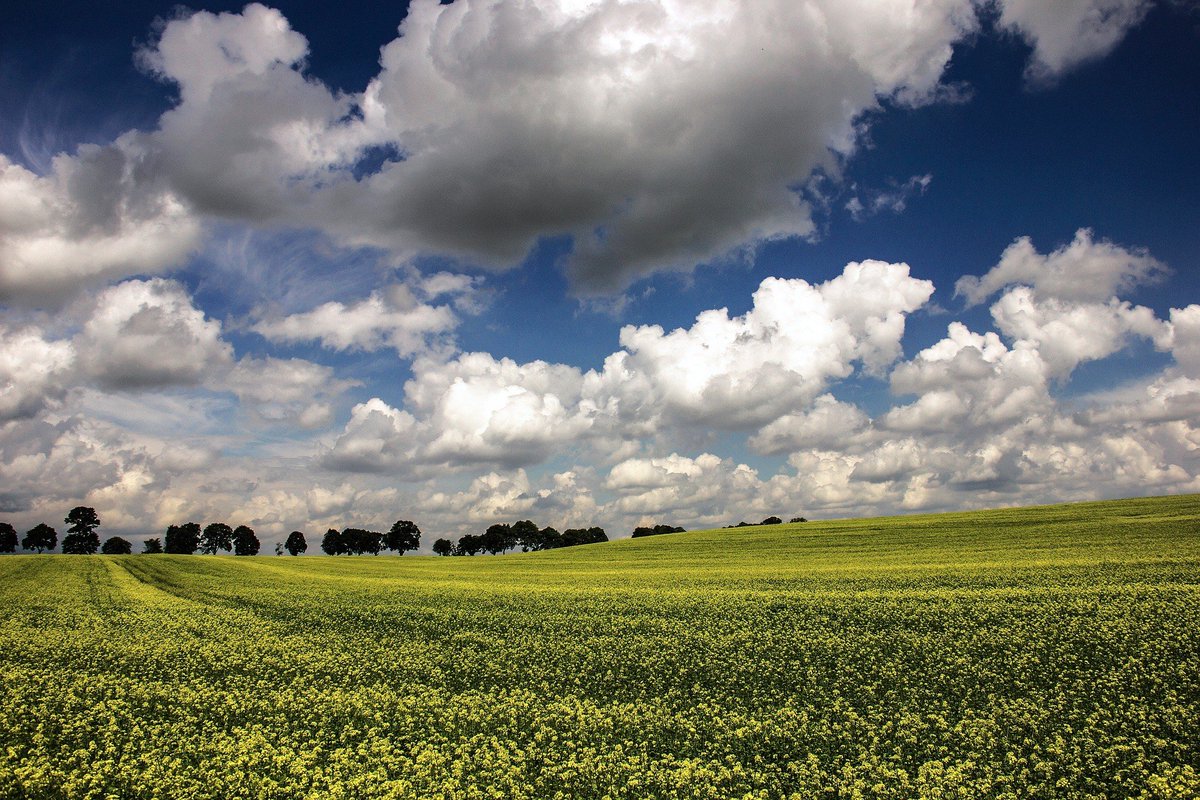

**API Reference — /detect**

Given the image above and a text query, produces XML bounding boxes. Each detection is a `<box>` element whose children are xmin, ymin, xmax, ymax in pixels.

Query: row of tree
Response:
<box><xmin>429</xmin><ymin>521</ymin><xmax>609</xmax><ymax>556</ymax></box>
<box><xmin>318</xmin><ymin>520</ymin><xmax>421</xmax><ymax>555</ymax></box>
<box><xmin>0</xmin><ymin>507</ymin><xmax>118</xmax><ymax>555</ymax></box>
<box><xmin>631</xmin><ymin>524</ymin><xmax>686</xmax><ymax>538</ymax></box>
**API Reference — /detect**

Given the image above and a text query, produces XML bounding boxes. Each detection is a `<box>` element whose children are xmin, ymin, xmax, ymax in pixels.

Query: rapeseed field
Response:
<box><xmin>1</xmin><ymin>495</ymin><xmax>1197</xmax><ymax>799</ymax></box>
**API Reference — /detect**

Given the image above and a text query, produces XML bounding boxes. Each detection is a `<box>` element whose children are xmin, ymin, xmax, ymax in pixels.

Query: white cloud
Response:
<box><xmin>749</xmin><ymin>394</ymin><xmax>874</xmax><ymax>454</ymax></box>
<box><xmin>323</xmin><ymin>260</ymin><xmax>932</xmax><ymax>473</ymax></box>
<box><xmin>996</xmin><ymin>0</ymin><xmax>1151</xmax><ymax>84</ymax></box>
<box><xmin>0</xmin><ymin>324</ymin><xmax>75</xmax><ymax>421</ymax></box>
<box><xmin>0</xmin><ymin>147</ymin><xmax>202</xmax><ymax>306</ymax></box>
<box><xmin>955</xmin><ymin>228</ymin><xmax>1167</xmax><ymax>306</ymax></box>
<box><xmin>76</xmin><ymin>279</ymin><xmax>232</xmax><ymax>390</ymax></box>
<box><xmin>252</xmin><ymin>286</ymin><xmax>460</xmax><ymax>356</ymax></box>
<box><xmin>225</xmin><ymin>357</ymin><xmax>356</xmax><ymax>429</ymax></box>
<box><xmin>845</xmin><ymin>174</ymin><xmax>933</xmax><ymax>220</ymax></box>
<box><xmin>989</xmin><ymin>286</ymin><xmax>1162</xmax><ymax>377</ymax></box>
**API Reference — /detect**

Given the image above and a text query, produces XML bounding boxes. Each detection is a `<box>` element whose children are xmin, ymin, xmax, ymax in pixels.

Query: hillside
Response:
<box><xmin>1</xmin><ymin>495</ymin><xmax>1197</xmax><ymax>798</ymax></box>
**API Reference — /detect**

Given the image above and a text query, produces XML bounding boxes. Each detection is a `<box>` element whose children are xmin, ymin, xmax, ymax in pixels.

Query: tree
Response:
<box><xmin>432</xmin><ymin>538</ymin><xmax>453</xmax><ymax>556</ymax></box>
<box><xmin>341</xmin><ymin>528</ymin><xmax>382</xmax><ymax>555</ymax></box>
<box><xmin>482</xmin><ymin>523</ymin><xmax>514</xmax><ymax>555</ymax></box>
<box><xmin>142</xmin><ymin>537</ymin><xmax>163</xmax><ymax>554</ymax></box>
<box><xmin>790</xmin><ymin>517</ymin><xmax>808</xmax><ymax>523</ymax></box>
<box><xmin>101</xmin><ymin>537</ymin><xmax>132</xmax><ymax>555</ymax></box>
<box><xmin>385</xmin><ymin>519</ymin><xmax>421</xmax><ymax>554</ymax></box>
<box><xmin>200</xmin><ymin>523</ymin><xmax>233</xmax><ymax>555</ymax></box>
<box><xmin>233</xmin><ymin>525</ymin><xmax>260</xmax><ymax>556</ymax></box>
<box><xmin>510</xmin><ymin>520</ymin><xmax>540</xmax><ymax>551</ymax></box>
<box><xmin>562</xmin><ymin>527</ymin><xmax>607</xmax><ymax>547</ymax></box>
<box><xmin>23</xmin><ymin>523</ymin><xmax>57</xmax><ymax>553</ymax></box>
<box><xmin>165</xmin><ymin>523</ymin><xmax>200</xmax><ymax>554</ymax></box>
<box><xmin>285</xmin><ymin>530</ymin><xmax>307</xmax><ymax>556</ymax></box>
<box><xmin>62</xmin><ymin>506</ymin><xmax>102</xmax><ymax>554</ymax></box>
<box><xmin>632</xmin><ymin>524</ymin><xmax>686</xmax><ymax>538</ymax></box>
<box><xmin>321</xmin><ymin>528</ymin><xmax>343</xmax><ymax>555</ymax></box>
<box><xmin>538</xmin><ymin>526</ymin><xmax>562</xmax><ymax>550</ymax></box>
<box><xmin>761</xmin><ymin>516</ymin><xmax>783</xmax><ymax>525</ymax></box>
<box><xmin>0</xmin><ymin>522</ymin><xmax>17</xmax><ymax>553</ymax></box>
<box><xmin>454</xmin><ymin>533</ymin><xmax>483</xmax><ymax>556</ymax></box>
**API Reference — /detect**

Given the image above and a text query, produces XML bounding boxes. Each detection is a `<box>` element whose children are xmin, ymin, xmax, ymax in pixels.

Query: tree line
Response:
<box><xmin>427</xmin><ymin>520</ymin><xmax>610</xmax><ymax>556</ymax></box>
<box><xmin>0</xmin><ymin>508</ymin><xmax>423</xmax><ymax>557</ymax></box>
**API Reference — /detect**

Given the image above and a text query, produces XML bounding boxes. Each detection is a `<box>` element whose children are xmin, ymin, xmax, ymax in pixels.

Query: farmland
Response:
<box><xmin>1</xmin><ymin>495</ymin><xmax>1198</xmax><ymax>799</ymax></box>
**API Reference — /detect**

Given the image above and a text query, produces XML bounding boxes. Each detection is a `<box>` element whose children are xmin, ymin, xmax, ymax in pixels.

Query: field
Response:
<box><xmin>1</xmin><ymin>496</ymin><xmax>1198</xmax><ymax>799</ymax></box>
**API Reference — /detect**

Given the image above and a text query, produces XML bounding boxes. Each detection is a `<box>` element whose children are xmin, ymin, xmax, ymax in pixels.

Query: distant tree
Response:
<box><xmin>165</xmin><ymin>523</ymin><xmax>201</xmax><ymax>554</ymax></box>
<box><xmin>100</xmin><ymin>537</ymin><xmax>132</xmax><ymax>555</ymax></box>
<box><xmin>233</xmin><ymin>525</ymin><xmax>260</xmax><ymax>556</ymax></box>
<box><xmin>23</xmin><ymin>523</ymin><xmax>57</xmax><ymax>553</ymax></box>
<box><xmin>61</xmin><ymin>506</ymin><xmax>102</xmax><ymax>554</ymax></box>
<box><xmin>285</xmin><ymin>530</ymin><xmax>307</xmax><ymax>556</ymax></box>
<box><xmin>538</xmin><ymin>526</ymin><xmax>562</xmax><ymax>550</ymax></box>
<box><xmin>200</xmin><ymin>523</ymin><xmax>234</xmax><ymax>555</ymax></box>
<box><xmin>321</xmin><ymin>529</ymin><xmax>343</xmax><ymax>555</ymax></box>
<box><xmin>341</xmin><ymin>528</ymin><xmax>382</xmax><ymax>555</ymax></box>
<box><xmin>0</xmin><ymin>522</ymin><xmax>17</xmax><ymax>553</ymax></box>
<box><xmin>142</xmin><ymin>537</ymin><xmax>163</xmax><ymax>554</ymax></box>
<box><xmin>432</xmin><ymin>538</ymin><xmax>453</xmax><ymax>556</ymax></box>
<box><xmin>511</xmin><ymin>520</ymin><xmax>540</xmax><ymax>551</ymax></box>
<box><xmin>632</xmin><ymin>524</ymin><xmax>686</xmax><ymax>538</ymax></box>
<box><xmin>455</xmin><ymin>533</ymin><xmax>483</xmax><ymax>556</ymax></box>
<box><xmin>562</xmin><ymin>527</ymin><xmax>607</xmax><ymax>547</ymax></box>
<box><xmin>274</xmin><ymin>542</ymin><xmax>283</xmax><ymax>556</ymax></box>
<box><xmin>762</xmin><ymin>516</ymin><xmax>783</xmax><ymax>525</ymax></box>
<box><xmin>790</xmin><ymin>517</ymin><xmax>808</xmax><ymax>523</ymax></box>
<box><xmin>481</xmin><ymin>523</ymin><xmax>513</xmax><ymax>555</ymax></box>
<box><xmin>385</xmin><ymin>520</ymin><xmax>421</xmax><ymax>554</ymax></box>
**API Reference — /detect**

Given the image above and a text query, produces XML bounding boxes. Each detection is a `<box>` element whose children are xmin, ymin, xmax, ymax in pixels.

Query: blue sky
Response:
<box><xmin>1</xmin><ymin>0</ymin><xmax>1197</xmax><ymax>548</ymax></box>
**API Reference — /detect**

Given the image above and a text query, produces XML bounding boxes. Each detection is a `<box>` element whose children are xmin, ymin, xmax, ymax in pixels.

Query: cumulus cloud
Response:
<box><xmin>955</xmin><ymin>228</ymin><xmax>1167</xmax><ymax>306</ymax></box>
<box><xmin>0</xmin><ymin>324</ymin><xmax>75</xmax><ymax>421</ymax></box>
<box><xmin>996</xmin><ymin>0</ymin><xmax>1151</xmax><ymax>84</ymax></box>
<box><xmin>0</xmin><ymin>146</ymin><xmax>202</xmax><ymax>306</ymax></box>
<box><xmin>5</xmin><ymin>2</ymin><xmax>1154</xmax><ymax>304</ymax></box>
<box><xmin>252</xmin><ymin>283</ymin><xmax>466</xmax><ymax>356</ymax></box>
<box><xmin>324</xmin><ymin>260</ymin><xmax>933</xmax><ymax>473</ymax></box>
<box><xmin>76</xmin><ymin>279</ymin><xmax>232</xmax><ymax>390</ymax></box>
<box><xmin>225</xmin><ymin>357</ymin><xmax>356</xmax><ymax>429</ymax></box>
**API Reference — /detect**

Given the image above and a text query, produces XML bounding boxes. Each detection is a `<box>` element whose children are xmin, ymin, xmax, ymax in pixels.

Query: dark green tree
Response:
<box><xmin>23</xmin><ymin>523</ymin><xmax>57</xmax><ymax>553</ymax></box>
<box><xmin>232</xmin><ymin>525</ymin><xmax>260</xmax><ymax>556</ymax></box>
<box><xmin>285</xmin><ymin>530</ymin><xmax>307</xmax><ymax>556</ymax></box>
<box><xmin>0</xmin><ymin>522</ymin><xmax>17</xmax><ymax>553</ymax></box>
<box><xmin>62</xmin><ymin>506</ymin><xmax>102</xmax><ymax>554</ymax></box>
<box><xmin>142</xmin><ymin>537</ymin><xmax>163</xmax><ymax>554</ymax></box>
<box><xmin>432</xmin><ymin>538</ymin><xmax>453</xmax><ymax>556</ymax></box>
<box><xmin>511</xmin><ymin>520</ymin><xmax>540</xmax><ymax>551</ymax></box>
<box><xmin>342</xmin><ymin>528</ymin><xmax>382</xmax><ymax>555</ymax></box>
<box><xmin>200</xmin><ymin>523</ymin><xmax>234</xmax><ymax>555</ymax></box>
<box><xmin>538</xmin><ymin>526</ymin><xmax>562</xmax><ymax>550</ymax></box>
<box><xmin>562</xmin><ymin>527</ymin><xmax>607</xmax><ymax>547</ymax></box>
<box><xmin>321</xmin><ymin>528</ymin><xmax>343</xmax><ymax>555</ymax></box>
<box><xmin>101</xmin><ymin>537</ymin><xmax>132</xmax><ymax>555</ymax></box>
<box><xmin>384</xmin><ymin>519</ymin><xmax>421</xmax><ymax>554</ymax></box>
<box><xmin>455</xmin><ymin>533</ymin><xmax>483</xmax><ymax>556</ymax></box>
<box><xmin>481</xmin><ymin>523</ymin><xmax>513</xmax><ymax>555</ymax></box>
<box><xmin>631</xmin><ymin>524</ymin><xmax>685</xmax><ymax>538</ymax></box>
<box><xmin>761</xmin><ymin>516</ymin><xmax>783</xmax><ymax>525</ymax></box>
<box><xmin>165</xmin><ymin>523</ymin><xmax>200</xmax><ymax>554</ymax></box>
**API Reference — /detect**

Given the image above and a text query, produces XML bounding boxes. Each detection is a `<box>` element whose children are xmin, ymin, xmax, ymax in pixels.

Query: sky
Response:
<box><xmin>1</xmin><ymin>0</ymin><xmax>1198</xmax><ymax>549</ymax></box>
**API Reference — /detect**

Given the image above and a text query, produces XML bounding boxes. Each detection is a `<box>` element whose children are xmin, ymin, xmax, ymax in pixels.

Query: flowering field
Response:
<box><xmin>1</xmin><ymin>496</ymin><xmax>1198</xmax><ymax>799</ymax></box>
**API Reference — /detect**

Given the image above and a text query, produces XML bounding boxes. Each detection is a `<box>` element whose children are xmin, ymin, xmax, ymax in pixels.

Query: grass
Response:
<box><xmin>1</xmin><ymin>495</ymin><xmax>1198</xmax><ymax>799</ymax></box>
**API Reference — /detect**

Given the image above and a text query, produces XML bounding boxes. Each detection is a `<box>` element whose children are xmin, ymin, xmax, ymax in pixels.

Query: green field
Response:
<box><xmin>2</xmin><ymin>496</ymin><xmax>1198</xmax><ymax>799</ymax></box>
